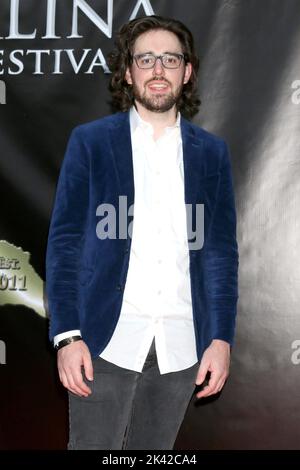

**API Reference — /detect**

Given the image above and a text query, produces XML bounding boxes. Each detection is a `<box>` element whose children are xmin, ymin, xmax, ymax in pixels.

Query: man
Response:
<box><xmin>46</xmin><ymin>15</ymin><xmax>239</xmax><ymax>450</ymax></box>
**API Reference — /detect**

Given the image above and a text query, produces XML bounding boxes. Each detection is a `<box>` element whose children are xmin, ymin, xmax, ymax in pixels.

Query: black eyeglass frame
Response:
<box><xmin>131</xmin><ymin>52</ymin><xmax>188</xmax><ymax>69</ymax></box>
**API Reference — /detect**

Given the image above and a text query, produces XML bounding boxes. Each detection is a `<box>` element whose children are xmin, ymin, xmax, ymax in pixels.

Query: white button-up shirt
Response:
<box><xmin>100</xmin><ymin>106</ymin><xmax>198</xmax><ymax>373</ymax></box>
<box><xmin>54</xmin><ymin>106</ymin><xmax>198</xmax><ymax>374</ymax></box>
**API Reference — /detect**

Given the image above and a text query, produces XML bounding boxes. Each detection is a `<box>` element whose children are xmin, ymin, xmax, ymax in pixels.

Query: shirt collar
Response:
<box><xmin>129</xmin><ymin>105</ymin><xmax>181</xmax><ymax>137</ymax></box>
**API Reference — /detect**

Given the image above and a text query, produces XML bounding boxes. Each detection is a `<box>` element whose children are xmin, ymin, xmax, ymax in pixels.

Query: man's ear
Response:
<box><xmin>125</xmin><ymin>67</ymin><xmax>133</xmax><ymax>85</ymax></box>
<box><xmin>183</xmin><ymin>62</ymin><xmax>192</xmax><ymax>84</ymax></box>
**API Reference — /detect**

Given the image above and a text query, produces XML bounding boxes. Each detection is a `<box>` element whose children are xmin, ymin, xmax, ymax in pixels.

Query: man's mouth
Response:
<box><xmin>147</xmin><ymin>81</ymin><xmax>169</xmax><ymax>92</ymax></box>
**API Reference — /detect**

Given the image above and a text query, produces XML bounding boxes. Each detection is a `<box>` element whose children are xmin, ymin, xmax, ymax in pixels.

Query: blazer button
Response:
<box><xmin>116</xmin><ymin>284</ymin><xmax>123</xmax><ymax>291</ymax></box>
<box><xmin>124</xmin><ymin>247</ymin><xmax>129</xmax><ymax>254</ymax></box>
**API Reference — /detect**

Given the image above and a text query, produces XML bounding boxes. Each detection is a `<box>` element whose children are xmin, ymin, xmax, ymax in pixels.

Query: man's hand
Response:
<box><xmin>57</xmin><ymin>340</ymin><xmax>93</xmax><ymax>397</ymax></box>
<box><xmin>195</xmin><ymin>339</ymin><xmax>230</xmax><ymax>399</ymax></box>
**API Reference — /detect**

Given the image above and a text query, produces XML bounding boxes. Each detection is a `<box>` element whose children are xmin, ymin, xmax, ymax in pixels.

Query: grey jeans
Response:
<box><xmin>68</xmin><ymin>338</ymin><xmax>199</xmax><ymax>450</ymax></box>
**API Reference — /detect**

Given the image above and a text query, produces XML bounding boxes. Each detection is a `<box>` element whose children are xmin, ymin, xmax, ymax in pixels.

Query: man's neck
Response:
<box><xmin>134</xmin><ymin>102</ymin><xmax>178</xmax><ymax>140</ymax></box>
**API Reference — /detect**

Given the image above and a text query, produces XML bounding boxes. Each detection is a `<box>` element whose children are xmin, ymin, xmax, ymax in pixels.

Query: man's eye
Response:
<box><xmin>165</xmin><ymin>56</ymin><xmax>177</xmax><ymax>64</ymax></box>
<box><xmin>141</xmin><ymin>57</ymin><xmax>153</xmax><ymax>64</ymax></box>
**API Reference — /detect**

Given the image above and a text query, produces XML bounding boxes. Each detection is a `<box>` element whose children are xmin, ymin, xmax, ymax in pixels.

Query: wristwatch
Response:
<box><xmin>54</xmin><ymin>335</ymin><xmax>82</xmax><ymax>351</ymax></box>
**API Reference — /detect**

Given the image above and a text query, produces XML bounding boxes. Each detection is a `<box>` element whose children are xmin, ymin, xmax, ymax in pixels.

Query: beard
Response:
<box><xmin>131</xmin><ymin>78</ymin><xmax>184</xmax><ymax>113</ymax></box>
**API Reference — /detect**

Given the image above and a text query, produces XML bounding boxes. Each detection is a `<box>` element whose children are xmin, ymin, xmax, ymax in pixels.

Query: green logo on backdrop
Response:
<box><xmin>0</xmin><ymin>240</ymin><xmax>46</xmax><ymax>318</ymax></box>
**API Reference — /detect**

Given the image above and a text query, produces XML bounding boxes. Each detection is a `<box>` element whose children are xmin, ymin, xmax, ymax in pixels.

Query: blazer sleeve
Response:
<box><xmin>204</xmin><ymin>141</ymin><xmax>239</xmax><ymax>345</ymax></box>
<box><xmin>45</xmin><ymin>127</ymin><xmax>89</xmax><ymax>340</ymax></box>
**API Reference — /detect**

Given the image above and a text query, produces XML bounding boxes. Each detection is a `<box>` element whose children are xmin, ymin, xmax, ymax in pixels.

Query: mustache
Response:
<box><xmin>145</xmin><ymin>77</ymin><xmax>171</xmax><ymax>86</ymax></box>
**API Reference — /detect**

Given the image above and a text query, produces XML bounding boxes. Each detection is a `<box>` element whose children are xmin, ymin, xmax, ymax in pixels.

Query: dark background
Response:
<box><xmin>0</xmin><ymin>0</ymin><xmax>300</xmax><ymax>449</ymax></box>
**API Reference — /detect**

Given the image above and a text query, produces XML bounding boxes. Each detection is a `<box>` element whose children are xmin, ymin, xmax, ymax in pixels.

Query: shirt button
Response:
<box><xmin>157</xmin><ymin>290</ymin><xmax>162</xmax><ymax>295</ymax></box>
<box><xmin>157</xmin><ymin>259</ymin><xmax>162</xmax><ymax>264</ymax></box>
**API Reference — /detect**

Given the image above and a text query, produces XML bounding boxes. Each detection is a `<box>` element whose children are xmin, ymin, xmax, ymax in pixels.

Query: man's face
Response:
<box><xmin>125</xmin><ymin>29</ymin><xmax>192</xmax><ymax>113</ymax></box>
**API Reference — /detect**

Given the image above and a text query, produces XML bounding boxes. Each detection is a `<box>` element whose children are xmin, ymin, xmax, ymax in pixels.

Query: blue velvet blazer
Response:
<box><xmin>46</xmin><ymin>111</ymin><xmax>239</xmax><ymax>359</ymax></box>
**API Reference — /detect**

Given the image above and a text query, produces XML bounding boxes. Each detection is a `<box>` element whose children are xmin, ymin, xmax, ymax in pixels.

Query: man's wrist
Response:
<box><xmin>54</xmin><ymin>335</ymin><xmax>82</xmax><ymax>351</ymax></box>
<box><xmin>53</xmin><ymin>329</ymin><xmax>82</xmax><ymax>348</ymax></box>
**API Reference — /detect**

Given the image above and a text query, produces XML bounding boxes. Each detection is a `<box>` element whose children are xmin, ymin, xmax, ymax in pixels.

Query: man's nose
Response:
<box><xmin>153</xmin><ymin>57</ymin><xmax>164</xmax><ymax>75</ymax></box>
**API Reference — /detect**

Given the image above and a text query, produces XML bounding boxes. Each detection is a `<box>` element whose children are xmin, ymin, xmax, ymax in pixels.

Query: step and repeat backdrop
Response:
<box><xmin>0</xmin><ymin>0</ymin><xmax>300</xmax><ymax>449</ymax></box>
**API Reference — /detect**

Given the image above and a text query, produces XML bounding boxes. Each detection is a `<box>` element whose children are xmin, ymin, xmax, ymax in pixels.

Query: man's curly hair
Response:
<box><xmin>107</xmin><ymin>15</ymin><xmax>200</xmax><ymax>120</ymax></box>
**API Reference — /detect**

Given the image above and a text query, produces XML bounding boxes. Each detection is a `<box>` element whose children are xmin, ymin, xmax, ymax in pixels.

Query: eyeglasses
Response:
<box><xmin>132</xmin><ymin>53</ymin><xmax>186</xmax><ymax>69</ymax></box>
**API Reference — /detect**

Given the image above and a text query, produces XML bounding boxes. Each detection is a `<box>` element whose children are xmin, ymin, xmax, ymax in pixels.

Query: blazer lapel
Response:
<box><xmin>181</xmin><ymin>117</ymin><xmax>221</xmax><ymax>245</ymax></box>
<box><xmin>109</xmin><ymin>111</ymin><xmax>135</xmax><ymax>208</ymax></box>
<box><xmin>181</xmin><ymin>117</ymin><xmax>205</xmax><ymax>206</ymax></box>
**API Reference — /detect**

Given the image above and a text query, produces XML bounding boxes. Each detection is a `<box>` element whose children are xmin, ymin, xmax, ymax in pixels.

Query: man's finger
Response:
<box><xmin>215</xmin><ymin>377</ymin><xmax>226</xmax><ymax>393</ymax></box>
<box><xmin>195</xmin><ymin>362</ymin><xmax>209</xmax><ymax>385</ymax></box>
<box><xmin>196</xmin><ymin>371</ymin><xmax>220</xmax><ymax>398</ymax></box>
<box><xmin>83</xmin><ymin>354</ymin><xmax>94</xmax><ymax>382</ymax></box>
<box><xmin>71</xmin><ymin>368</ymin><xmax>92</xmax><ymax>396</ymax></box>
<box><xmin>196</xmin><ymin>384</ymin><xmax>212</xmax><ymax>399</ymax></box>
<box><xmin>68</xmin><ymin>372</ymin><xmax>91</xmax><ymax>397</ymax></box>
<box><xmin>59</xmin><ymin>370</ymin><xmax>69</xmax><ymax>389</ymax></box>
<box><xmin>59</xmin><ymin>370</ymin><xmax>82</xmax><ymax>396</ymax></box>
